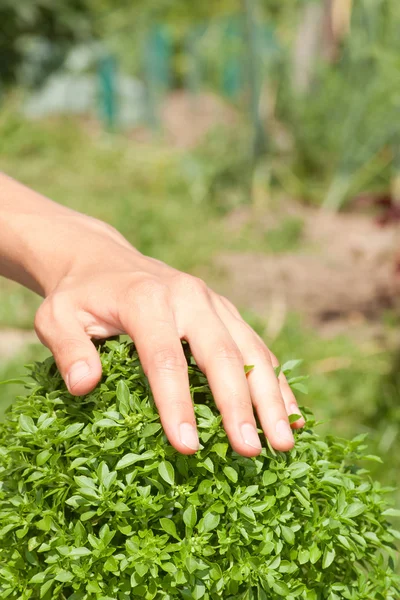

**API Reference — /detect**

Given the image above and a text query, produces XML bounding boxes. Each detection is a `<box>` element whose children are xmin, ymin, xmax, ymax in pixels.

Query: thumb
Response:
<box><xmin>35</xmin><ymin>302</ymin><xmax>103</xmax><ymax>395</ymax></box>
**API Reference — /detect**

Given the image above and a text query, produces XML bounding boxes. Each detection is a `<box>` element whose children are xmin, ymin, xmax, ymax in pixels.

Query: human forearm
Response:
<box><xmin>0</xmin><ymin>173</ymin><xmax>126</xmax><ymax>296</ymax></box>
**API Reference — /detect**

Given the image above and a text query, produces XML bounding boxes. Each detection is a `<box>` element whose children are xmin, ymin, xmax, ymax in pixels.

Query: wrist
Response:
<box><xmin>0</xmin><ymin>175</ymin><xmax>123</xmax><ymax>296</ymax></box>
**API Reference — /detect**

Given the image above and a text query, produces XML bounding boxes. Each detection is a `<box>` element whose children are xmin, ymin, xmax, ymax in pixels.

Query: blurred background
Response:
<box><xmin>1</xmin><ymin>0</ymin><xmax>400</xmax><ymax>504</ymax></box>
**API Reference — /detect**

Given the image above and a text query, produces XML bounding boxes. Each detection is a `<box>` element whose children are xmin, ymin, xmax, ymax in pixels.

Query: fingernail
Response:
<box><xmin>241</xmin><ymin>423</ymin><xmax>262</xmax><ymax>450</ymax></box>
<box><xmin>276</xmin><ymin>419</ymin><xmax>295</xmax><ymax>443</ymax></box>
<box><xmin>179</xmin><ymin>423</ymin><xmax>200</xmax><ymax>451</ymax></box>
<box><xmin>67</xmin><ymin>361</ymin><xmax>91</xmax><ymax>390</ymax></box>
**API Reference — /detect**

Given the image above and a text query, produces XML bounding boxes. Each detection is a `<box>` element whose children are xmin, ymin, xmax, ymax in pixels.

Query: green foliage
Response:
<box><xmin>0</xmin><ymin>340</ymin><xmax>399</xmax><ymax>599</ymax></box>
<box><xmin>0</xmin><ymin>0</ymin><xmax>93</xmax><ymax>86</ymax></box>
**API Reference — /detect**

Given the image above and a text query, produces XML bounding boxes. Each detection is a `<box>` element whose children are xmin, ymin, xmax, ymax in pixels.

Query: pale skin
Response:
<box><xmin>0</xmin><ymin>173</ymin><xmax>305</xmax><ymax>456</ymax></box>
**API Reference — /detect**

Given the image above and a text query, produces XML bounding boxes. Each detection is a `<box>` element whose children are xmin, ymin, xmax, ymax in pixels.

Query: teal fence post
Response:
<box><xmin>98</xmin><ymin>54</ymin><xmax>118</xmax><ymax>130</ymax></box>
<box><xmin>143</xmin><ymin>25</ymin><xmax>172</xmax><ymax>131</ymax></box>
<box><xmin>185</xmin><ymin>26</ymin><xmax>205</xmax><ymax>100</ymax></box>
<box><xmin>242</xmin><ymin>0</ymin><xmax>267</xmax><ymax>158</ymax></box>
<box><xmin>222</xmin><ymin>17</ymin><xmax>242</xmax><ymax>101</ymax></box>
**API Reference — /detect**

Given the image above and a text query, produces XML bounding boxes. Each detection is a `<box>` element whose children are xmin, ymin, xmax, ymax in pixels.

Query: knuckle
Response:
<box><xmin>34</xmin><ymin>301</ymin><xmax>50</xmax><ymax>338</ymax></box>
<box><xmin>268</xmin><ymin>390</ymin><xmax>285</xmax><ymax>409</ymax></box>
<box><xmin>249</xmin><ymin>341</ymin><xmax>271</xmax><ymax>364</ymax></box>
<box><xmin>46</xmin><ymin>292</ymin><xmax>71</xmax><ymax>323</ymax></box>
<box><xmin>126</xmin><ymin>276</ymin><xmax>168</xmax><ymax>304</ymax></box>
<box><xmin>215</xmin><ymin>341</ymin><xmax>242</xmax><ymax>362</ymax></box>
<box><xmin>230</xmin><ymin>389</ymin><xmax>253</xmax><ymax>413</ymax></box>
<box><xmin>174</xmin><ymin>274</ymin><xmax>209</xmax><ymax>298</ymax></box>
<box><xmin>150</xmin><ymin>347</ymin><xmax>187</xmax><ymax>372</ymax></box>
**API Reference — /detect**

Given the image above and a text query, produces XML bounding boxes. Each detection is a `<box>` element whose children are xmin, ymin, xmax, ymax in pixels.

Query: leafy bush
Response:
<box><xmin>0</xmin><ymin>340</ymin><xmax>399</xmax><ymax>600</ymax></box>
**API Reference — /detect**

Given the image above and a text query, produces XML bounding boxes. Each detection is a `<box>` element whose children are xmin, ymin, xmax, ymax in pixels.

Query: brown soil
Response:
<box><xmin>0</xmin><ymin>329</ymin><xmax>38</xmax><ymax>360</ymax></box>
<box><xmin>211</xmin><ymin>204</ymin><xmax>400</xmax><ymax>337</ymax></box>
<box><xmin>160</xmin><ymin>91</ymin><xmax>238</xmax><ymax>149</ymax></box>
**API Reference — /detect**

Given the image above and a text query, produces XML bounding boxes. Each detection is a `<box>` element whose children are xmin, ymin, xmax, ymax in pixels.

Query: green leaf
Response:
<box><xmin>183</xmin><ymin>505</ymin><xmax>197</xmax><ymax>528</ymax></box>
<box><xmin>288</xmin><ymin>413</ymin><xmax>303</xmax><ymax>424</ymax></box>
<box><xmin>281</xmin><ymin>525</ymin><xmax>295</xmax><ymax>545</ymax></box>
<box><xmin>291</xmin><ymin>382</ymin><xmax>308</xmax><ymax>394</ymax></box>
<box><xmin>298</xmin><ymin>549</ymin><xmax>310</xmax><ymax>564</ymax></box>
<box><xmin>158</xmin><ymin>460</ymin><xmax>175</xmax><ymax>486</ymax></box>
<box><xmin>29</xmin><ymin>573</ymin><xmax>46</xmax><ymax>584</ymax></box>
<box><xmin>342</xmin><ymin>502</ymin><xmax>366</xmax><ymax>519</ymax></box>
<box><xmin>202</xmin><ymin>513</ymin><xmax>220</xmax><ymax>533</ymax></box>
<box><xmin>36</xmin><ymin>449</ymin><xmax>52</xmax><ymax>466</ymax></box>
<box><xmin>19</xmin><ymin>414</ymin><xmax>37</xmax><ymax>434</ymax></box>
<box><xmin>281</xmin><ymin>359</ymin><xmax>303</xmax><ymax>373</ymax></box>
<box><xmin>115</xmin><ymin>450</ymin><xmax>155</xmax><ymax>470</ymax></box>
<box><xmin>262</xmin><ymin>470</ymin><xmax>277</xmax><ymax>486</ymax></box>
<box><xmin>322</xmin><ymin>547</ymin><xmax>336</xmax><ymax>569</ymax></box>
<box><xmin>310</xmin><ymin>544</ymin><xmax>322</xmax><ymax>564</ymax></box>
<box><xmin>55</xmin><ymin>570</ymin><xmax>74</xmax><ymax>582</ymax></box>
<box><xmin>160</xmin><ymin>518</ymin><xmax>180</xmax><ymax>540</ymax></box>
<box><xmin>383</xmin><ymin>508</ymin><xmax>400</xmax><ymax>518</ymax></box>
<box><xmin>223</xmin><ymin>466</ymin><xmax>238</xmax><ymax>483</ymax></box>
<box><xmin>244</xmin><ymin>364</ymin><xmax>254</xmax><ymax>374</ymax></box>
<box><xmin>40</xmin><ymin>579</ymin><xmax>53</xmax><ymax>598</ymax></box>
<box><xmin>287</xmin><ymin>462</ymin><xmax>311</xmax><ymax>479</ymax></box>
<box><xmin>116</xmin><ymin>380</ymin><xmax>130</xmax><ymax>414</ymax></box>
<box><xmin>141</xmin><ymin>423</ymin><xmax>162</xmax><ymax>437</ymax></box>
<box><xmin>59</xmin><ymin>422</ymin><xmax>84</xmax><ymax>439</ymax></box>
<box><xmin>94</xmin><ymin>418</ymin><xmax>121</xmax><ymax>428</ymax></box>
<box><xmin>211</xmin><ymin>443</ymin><xmax>228</xmax><ymax>460</ymax></box>
<box><xmin>69</xmin><ymin>547</ymin><xmax>91</xmax><ymax>559</ymax></box>
<box><xmin>272</xmin><ymin>581</ymin><xmax>291</xmax><ymax>596</ymax></box>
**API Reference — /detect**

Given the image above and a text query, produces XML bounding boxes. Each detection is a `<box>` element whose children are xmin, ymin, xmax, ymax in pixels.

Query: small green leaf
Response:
<box><xmin>342</xmin><ymin>502</ymin><xmax>366</xmax><ymax>519</ymax></box>
<box><xmin>36</xmin><ymin>449</ymin><xmax>52</xmax><ymax>466</ymax></box>
<box><xmin>281</xmin><ymin>525</ymin><xmax>295</xmax><ymax>545</ymax></box>
<box><xmin>183</xmin><ymin>505</ymin><xmax>197</xmax><ymax>528</ymax></box>
<box><xmin>19</xmin><ymin>414</ymin><xmax>37</xmax><ymax>434</ymax></box>
<box><xmin>291</xmin><ymin>382</ymin><xmax>308</xmax><ymax>394</ymax></box>
<box><xmin>29</xmin><ymin>573</ymin><xmax>46</xmax><ymax>584</ymax></box>
<box><xmin>69</xmin><ymin>547</ymin><xmax>91</xmax><ymax>559</ymax></box>
<box><xmin>160</xmin><ymin>518</ymin><xmax>180</xmax><ymax>539</ymax></box>
<box><xmin>94</xmin><ymin>418</ymin><xmax>121</xmax><ymax>428</ymax></box>
<box><xmin>382</xmin><ymin>508</ymin><xmax>400</xmax><ymax>518</ymax></box>
<box><xmin>55</xmin><ymin>570</ymin><xmax>74</xmax><ymax>582</ymax></box>
<box><xmin>287</xmin><ymin>462</ymin><xmax>311</xmax><ymax>479</ymax></box>
<box><xmin>288</xmin><ymin>413</ymin><xmax>303</xmax><ymax>424</ymax></box>
<box><xmin>158</xmin><ymin>460</ymin><xmax>175</xmax><ymax>485</ymax></box>
<box><xmin>40</xmin><ymin>579</ymin><xmax>53</xmax><ymax>598</ymax></box>
<box><xmin>202</xmin><ymin>513</ymin><xmax>220</xmax><ymax>533</ymax></box>
<box><xmin>116</xmin><ymin>380</ymin><xmax>130</xmax><ymax>413</ymax></box>
<box><xmin>262</xmin><ymin>470</ymin><xmax>278</xmax><ymax>486</ymax></box>
<box><xmin>310</xmin><ymin>544</ymin><xmax>322</xmax><ymax>564</ymax></box>
<box><xmin>223</xmin><ymin>466</ymin><xmax>238</xmax><ymax>483</ymax></box>
<box><xmin>244</xmin><ymin>364</ymin><xmax>254</xmax><ymax>374</ymax></box>
<box><xmin>59</xmin><ymin>422</ymin><xmax>84</xmax><ymax>439</ymax></box>
<box><xmin>298</xmin><ymin>549</ymin><xmax>310</xmax><ymax>564</ymax></box>
<box><xmin>141</xmin><ymin>423</ymin><xmax>162</xmax><ymax>437</ymax></box>
<box><xmin>281</xmin><ymin>359</ymin><xmax>303</xmax><ymax>373</ymax></box>
<box><xmin>115</xmin><ymin>450</ymin><xmax>155</xmax><ymax>470</ymax></box>
<box><xmin>272</xmin><ymin>581</ymin><xmax>291</xmax><ymax>596</ymax></box>
<box><xmin>322</xmin><ymin>547</ymin><xmax>336</xmax><ymax>569</ymax></box>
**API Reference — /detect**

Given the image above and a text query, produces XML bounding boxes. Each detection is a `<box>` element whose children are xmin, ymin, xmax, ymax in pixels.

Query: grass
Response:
<box><xmin>0</xmin><ymin>108</ymin><xmax>399</xmax><ymax>509</ymax></box>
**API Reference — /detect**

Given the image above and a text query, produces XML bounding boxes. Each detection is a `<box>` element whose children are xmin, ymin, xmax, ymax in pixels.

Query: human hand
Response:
<box><xmin>32</xmin><ymin>214</ymin><xmax>304</xmax><ymax>457</ymax></box>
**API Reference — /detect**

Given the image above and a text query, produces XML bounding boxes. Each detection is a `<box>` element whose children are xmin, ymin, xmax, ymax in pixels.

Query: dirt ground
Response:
<box><xmin>212</xmin><ymin>202</ymin><xmax>400</xmax><ymax>339</ymax></box>
<box><xmin>0</xmin><ymin>329</ymin><xmax>38</xmax><ymax>359</ymax></box>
